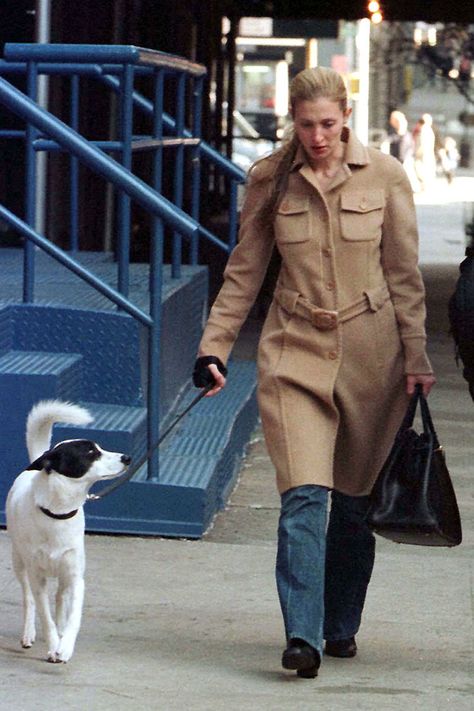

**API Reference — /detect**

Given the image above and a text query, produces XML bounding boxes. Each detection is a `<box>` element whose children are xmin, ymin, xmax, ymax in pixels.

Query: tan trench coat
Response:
<box><xmin>199</xmin><ymin>129</ymin><xmax>433</xmax><ymax>496</ymax></box>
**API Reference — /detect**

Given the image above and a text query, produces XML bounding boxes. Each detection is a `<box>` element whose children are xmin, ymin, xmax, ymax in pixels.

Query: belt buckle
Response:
<box><xmin>312</xmin><ymin>311</ymin><xmax>337</xmax><ymax>331</ymax></box>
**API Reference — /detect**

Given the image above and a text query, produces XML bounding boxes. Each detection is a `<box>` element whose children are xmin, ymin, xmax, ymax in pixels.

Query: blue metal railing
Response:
<box><xmin>0</xmin><ymin>44</ymin><xmax>246</xmax><ymax>273</ymax></box>
<box><xmin>0</xmin><ymin>44</ymin><xmax>247</xmax><ymax>482</ymax></box>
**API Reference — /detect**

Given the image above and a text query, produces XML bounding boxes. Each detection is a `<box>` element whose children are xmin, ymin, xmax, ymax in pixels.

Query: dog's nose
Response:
<box><xmin>121</xmin><ymin>454</ymin><xmax>131</xmax><ymax>466</ymax></box>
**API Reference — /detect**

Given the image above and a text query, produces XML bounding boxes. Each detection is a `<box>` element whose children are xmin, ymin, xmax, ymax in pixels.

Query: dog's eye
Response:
<box><xmin>88</xmin><ymin>448</ymin><xmax>98</xmax><ymax>456</ymax></box>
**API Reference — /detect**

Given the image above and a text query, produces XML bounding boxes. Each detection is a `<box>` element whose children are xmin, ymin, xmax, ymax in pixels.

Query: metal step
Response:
<box><xmin>0</xmin><ymin>350</ymin><xmax>84</xmax><ymax>490</ymax></box>
<box><xmin>0</xmin><ymin>349</ymin><xmax>82</xmax><ymax>399</ymax></box>
<box><xmin>83</xmin><ymin>360</ymin><xmax>259</xmax><ymax>538</ymax></box>
<box><xmin>54</xmin><ymin>400</ymin><xmax>148</xmax><ymax>465</ymax></box>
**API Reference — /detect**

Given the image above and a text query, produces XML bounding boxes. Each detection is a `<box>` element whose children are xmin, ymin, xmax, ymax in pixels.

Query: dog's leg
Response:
<box><xmin>55</xmin><ymin>584</ymin><xmax>67</xmax><ymax>637</ymax></box>
<box><xmin>55</xmin><ymin>576</ymin><xmax>84</xmax><ymax>663</ymax></box>
<box><xmin>55</xmin><ymin>575</ymin><xmax>74</xmax><ymax>638</ymax></box>
<box><xmin>12</xmin><ymin>549</ymin><xmax>36</xmax><ymax>648</ymax></box>
<box><xmin>20</xmin><ymin>573</ymin><xmax>36</xmax><ymax>649</ymax></box>
<box><xmin>28</xmin><ymin>573</ymin><xmax>60</xmax><ymax>662</ymax></box>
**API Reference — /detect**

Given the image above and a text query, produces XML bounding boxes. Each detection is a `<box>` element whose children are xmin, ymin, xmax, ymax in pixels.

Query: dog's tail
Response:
<box><xmin>26</xmin><ymin>400</ymin><xmax>93</xmax><ymax>461</ymax></box>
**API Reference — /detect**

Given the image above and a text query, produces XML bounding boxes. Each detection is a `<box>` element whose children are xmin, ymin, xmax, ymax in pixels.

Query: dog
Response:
<box><xmin>6</xmin><ymin>400</ymin><xmax>131</xmax><ymax>663</ymax></box>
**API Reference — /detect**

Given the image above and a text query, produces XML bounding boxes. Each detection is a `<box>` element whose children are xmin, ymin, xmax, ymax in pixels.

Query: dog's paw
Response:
<box><xmin>47</xmin><ymin>650</ymin><xmax>66</xmax><ymax>664</ymax></box>
<box><xmin>21</xmin><ymin>633</ymin><xmax>35</xmax><ymax>648</ymax></box>
<box><xmin>55</xmin><ymin>639</ymin><xmax>74</xmax><ymax>663</ymax></box>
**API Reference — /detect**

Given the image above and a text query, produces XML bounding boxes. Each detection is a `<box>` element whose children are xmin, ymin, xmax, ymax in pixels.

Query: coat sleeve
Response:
<box><xmin>197</xmin><ymin>166</ymin><xmax>275</xmax><ymax>365</ymax></box>
<box><xmin>380</xmin><ymin>161</ymin><xmax>433</xmax><ymax>374</ymax></box>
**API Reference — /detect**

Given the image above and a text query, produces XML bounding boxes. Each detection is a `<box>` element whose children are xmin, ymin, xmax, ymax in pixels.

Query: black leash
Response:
<box><xmin>86</xmin><ymin>384</ymin><xmax>213</xmax><ymax>502</ymax></box>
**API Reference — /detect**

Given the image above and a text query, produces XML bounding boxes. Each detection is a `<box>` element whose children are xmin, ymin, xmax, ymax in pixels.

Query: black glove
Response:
<box><xmin>193</xmin><ymin>356</ymin><xmax>228</xmax><ymax>387</ymax></box>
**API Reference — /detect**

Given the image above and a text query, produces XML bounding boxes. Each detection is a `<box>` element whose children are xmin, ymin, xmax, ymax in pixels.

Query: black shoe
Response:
<box><xmin>324</xmin><ymin>636</ymin><xmax>357</xmax><ymax>658</ymax></box>
<box><xmin>282</xmin><ymin>638</ymin><xmax>321</xmax><ymax>678</ymax></box>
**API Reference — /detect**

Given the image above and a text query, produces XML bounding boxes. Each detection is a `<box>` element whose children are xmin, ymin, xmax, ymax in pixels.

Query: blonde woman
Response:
<box><xmin>193</xmin><ymin>67</ymin><xmax>435</xmax><ymax>678</ymax></box>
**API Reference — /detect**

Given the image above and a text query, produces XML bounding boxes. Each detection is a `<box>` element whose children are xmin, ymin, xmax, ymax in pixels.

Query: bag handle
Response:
<box><xmin>397</xmin><ymin>384</ymin><xmax>421</xmax><ymax>432</ymax></box>
<box><xmin>396</xmin><ymin>384</ymin><xmax>440</xmax><ymax>449</ymax></box>
<box><xmin>417</xmin><ymin>384</ymin><xmax>441</xmax><ymax>448</ymax></box>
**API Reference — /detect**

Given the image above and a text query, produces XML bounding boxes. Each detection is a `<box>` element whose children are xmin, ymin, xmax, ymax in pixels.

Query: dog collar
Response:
<box><xmin>39</xmin><ymin>506</ymin><xmax>79</xmax><ymax>520</ymax></box>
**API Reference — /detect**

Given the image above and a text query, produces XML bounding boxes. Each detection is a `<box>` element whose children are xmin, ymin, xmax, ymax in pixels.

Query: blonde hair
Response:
<box><xmin>290</xmin><ymin>66</ymin><xmax>348</xmax><ymax>114</ymax></box>
<box><xmin>254</xmin><ymin>67</ymin><xmax>348</xmax><ymax>221</ymax></box>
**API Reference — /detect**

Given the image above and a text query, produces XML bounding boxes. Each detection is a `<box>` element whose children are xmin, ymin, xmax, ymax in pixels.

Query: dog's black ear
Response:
<box><xmin>26</xmin><ymin>450</ymin><xmax>53</xmax><ymax>472</ymax></box>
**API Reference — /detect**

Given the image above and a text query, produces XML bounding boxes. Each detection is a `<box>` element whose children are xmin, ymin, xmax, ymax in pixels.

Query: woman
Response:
<box><xmin>193</xmin><ymin>67</ymin><xmax>436</xmax><ymax>678</ymax></box>
<box><xmin>414</xmin><ymin>113</ymin><xmax>437</xmax><ymax>191</ymax></box>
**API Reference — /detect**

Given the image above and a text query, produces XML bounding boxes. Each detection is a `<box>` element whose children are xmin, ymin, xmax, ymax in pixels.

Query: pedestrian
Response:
<box><xmin>439</xmin><ymin>136</ymin><xmax>460</xmax><ymax>184</ymax></box>
<box><xmin>449</xmin><ymin>245</ymin><xmax>474</xmax><ymax>400</ymax></box>
<box><xmin>388</xmin><ymin>110</ymin><xmax>413</xmax><ymax>163</ymax></box>
<box><xmin>193</xmin><ymin>66</ymin><xmax>435</xmax><ymax>679</ymax></box>
<box><xmin>413</xmin><ymin>113</ymin><xmax>437</xmax><ymax>190</ymax></box>
<box><xmin>387</xmin><ymin>109</ymin><xmax>419</xmax><ymax>191</ymax></box>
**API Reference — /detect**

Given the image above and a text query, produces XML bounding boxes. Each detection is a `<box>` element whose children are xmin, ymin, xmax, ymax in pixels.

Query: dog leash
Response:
<box><xmin>86</xmin><ymin>383</ymin><xmax>213</xmax><ymax>502</ymax></box>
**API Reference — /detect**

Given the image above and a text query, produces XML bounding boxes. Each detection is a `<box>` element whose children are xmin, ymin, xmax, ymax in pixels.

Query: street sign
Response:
<box><xmin>273</xmin><ymin>19</ymin><xmax>339</xmax><ymax>39</ymax></box>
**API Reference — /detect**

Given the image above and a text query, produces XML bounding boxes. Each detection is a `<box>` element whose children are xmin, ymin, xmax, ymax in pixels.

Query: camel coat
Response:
<box><xmin>198</xmin><ymin>129</ymin><xmax>433</xmax><ymax>496</ymax></box>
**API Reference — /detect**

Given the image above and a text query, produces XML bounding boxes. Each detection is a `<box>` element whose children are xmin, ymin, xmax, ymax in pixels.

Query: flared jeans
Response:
<box><xmin>276</xmin><ymin>485</ymin><xmax>376</xmax><ymax>656</ymax></box>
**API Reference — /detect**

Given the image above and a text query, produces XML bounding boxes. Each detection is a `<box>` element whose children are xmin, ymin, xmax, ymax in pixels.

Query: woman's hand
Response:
<box><xmin>406</xmin><ymin>373</ymin><xmax>436</xmax><ymax>397</ymax></box>
<box><xmin>192</xmin><ymin>356</ymin><xmax>227</xmax><ymax>397</ymax></box>
<box><xmin>204</xmin><ymin>364</ymin><xmax>226</xmax><ymax>397</ymax></box>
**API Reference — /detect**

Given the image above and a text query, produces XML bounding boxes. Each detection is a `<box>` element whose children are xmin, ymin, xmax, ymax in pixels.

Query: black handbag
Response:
<box><xmin>366</xmin><ymin>385</ymin><xmax>462</xmax><ymax>546</ymax></box>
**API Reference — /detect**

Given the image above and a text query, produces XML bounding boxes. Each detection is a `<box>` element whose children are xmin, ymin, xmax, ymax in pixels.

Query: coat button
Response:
<box><xmin>328</xmin><ymin>350</ymin><xmax>338</xmax><ymax>360</ymax></box>
<box><xmin>323</xmin><ymin>248</ymin><xmax>332</xmax><ymax>257</ymax></box>
<box><xmin>359</xmin><ymin>197</ymin><xmax>368</xmax><ymax>210</ymax></box>
<box><xmin>326</xmin><ymin>281</ymin><xmax>335</xmax><ymax>290</ymax></box>
<box><xmin>280</xmin><ymin>201</ymin><xmax>289</xmax><ymax>211</ymax></box>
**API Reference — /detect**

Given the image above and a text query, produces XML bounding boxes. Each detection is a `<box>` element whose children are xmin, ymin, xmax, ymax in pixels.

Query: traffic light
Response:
<box><xmin>367</xmin><ymin>1</ymin><xmax>383</xmax><ymax>24</ymax></box>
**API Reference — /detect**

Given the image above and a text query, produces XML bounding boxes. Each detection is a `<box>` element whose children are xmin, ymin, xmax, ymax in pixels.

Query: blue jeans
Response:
<box><xmin>276</xmin><ymin>485</ymin><xmax>376</xmax><ymax>655</ymax></box>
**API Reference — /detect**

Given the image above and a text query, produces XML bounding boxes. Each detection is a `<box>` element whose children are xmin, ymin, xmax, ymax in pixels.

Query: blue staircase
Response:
<box><xmin>0</xmin><ymin>45</ymin><xmax>257</xmax><ymax>537</ymax></box>
<box><xmin>0</xmin><ymin>249</ymin><xmax>257</xmax><ymax>537</ymax></box>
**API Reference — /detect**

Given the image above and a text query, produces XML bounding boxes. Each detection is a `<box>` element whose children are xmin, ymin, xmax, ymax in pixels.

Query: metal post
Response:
<box><xmin>228</xmin><ymin>178</ymin><xmax>238</xmax><ymax>251</ymax></box>
<box><xmin>190</xmin><ymin>75</ymin><xmax>203</xmax><ymax>264</ymax></box>
<box><xmin>69</xmin><ymin>74</ymin><xmax>80</xmax><ymax>252</ymax></box>
<box><xmin>355</xmin><ymin>19</ymin><xmax>371</xmax><ymax>146</ymax></box>
<box><xmin>117</xmin><ymin>62</ymin><xmax>134</xmax><ymax>297</ymax></box>
<box><xmin>225</xmin><ymin>17</ymin><xmax>237</xmax><ymax>161</ymax></box>
<box><xmin>34</xmin><ymin>0</ymin><xmax>51</xmax><ymax>237</ymax></box>
<box><xmin>215</xmin><ymin>27</ymin><xmax>225</xmax><ymax>158</ymax></box>
<box><xmin>172</xmin><ymin>72</ymin><xmax>186</xmax><ymax>279</ymax></box>
<box><xmin>24</xmin><ymin>60</ymin><xmax>38</xmax><ymax>303</ymax></box>
<box><xmin>147</xmin><ymin>69</ymin><xmax>165</xmax><ymax>481</ymax></box>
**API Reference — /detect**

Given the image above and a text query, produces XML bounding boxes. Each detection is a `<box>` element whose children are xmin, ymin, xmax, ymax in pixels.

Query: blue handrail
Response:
<box><xmin>0</xmin><ymin>56</ymin><xmax>246</xmax><ymax>193</ymax></box>
<box><xmin>4</xmin><ymin>43</ymin><xmax>207</xmax><ymax>76</ymax></box>
<box><xmin>0</xmin><ymin>204</ymin><xmax>152</xmax><ymax>326</ymax></box>
<box><xmin>0</xmin><ymin>79</ymin><xmax>198</xmax><ymax>237</ymax></box>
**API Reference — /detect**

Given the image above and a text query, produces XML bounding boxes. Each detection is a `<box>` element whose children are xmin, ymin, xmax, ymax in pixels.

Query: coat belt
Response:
<box><xmin>273</xmin><ymin>284</ymin><xmax>391</xmax><ymax>331</ymax></box>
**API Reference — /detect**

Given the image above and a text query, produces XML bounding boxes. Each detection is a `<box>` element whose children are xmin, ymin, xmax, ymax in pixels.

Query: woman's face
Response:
<box><xmin>293</xmin><ymin>97</ymin><xmax>351</xmax><ymax>168</ymax></box>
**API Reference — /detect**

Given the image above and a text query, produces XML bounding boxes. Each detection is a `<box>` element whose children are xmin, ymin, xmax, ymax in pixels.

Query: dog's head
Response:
<box><xmin>27</xmin><ymin>439</ymin><xmax>131</xmax><ymax>482</ymax></box>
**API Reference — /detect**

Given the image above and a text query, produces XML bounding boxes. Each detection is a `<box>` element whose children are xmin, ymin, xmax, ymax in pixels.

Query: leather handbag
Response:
<box><xmin>366</xmin><ymin>385</ymin><xmax>462</xmax><ymax>546</ymax></box>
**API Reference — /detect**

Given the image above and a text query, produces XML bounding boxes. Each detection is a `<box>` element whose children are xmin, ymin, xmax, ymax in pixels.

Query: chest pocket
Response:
<box><xmin>275</xmin><ymin>196</ymin><xmax>310</xmax><ymax>243</ymax></box>
<box><xmin>340</xmin><ymin>190</ymin><xmax>385</xmax><ymax>241</ymax></box>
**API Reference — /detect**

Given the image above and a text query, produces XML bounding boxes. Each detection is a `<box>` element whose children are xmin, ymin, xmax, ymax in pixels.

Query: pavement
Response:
<box><xmin>0</xmin><ymin>174</ymin><xmax>473</xmax><ymax>710</ymax></box>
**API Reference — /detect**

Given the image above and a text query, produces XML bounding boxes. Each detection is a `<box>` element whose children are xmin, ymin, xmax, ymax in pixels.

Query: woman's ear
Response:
<box><xmin>344</xmin><ymin>107</ymin><xmax>353</xmax><ymax>123</ymax></box>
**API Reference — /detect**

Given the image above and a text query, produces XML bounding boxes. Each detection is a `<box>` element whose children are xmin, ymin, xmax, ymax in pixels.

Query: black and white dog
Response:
<box><xmin>6</xmin><ymin>400</ymin><xmax>130</xmax><ymax>663</ymax></box>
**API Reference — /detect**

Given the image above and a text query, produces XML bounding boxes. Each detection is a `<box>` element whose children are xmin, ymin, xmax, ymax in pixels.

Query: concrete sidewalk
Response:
<box><xmin>0</xmin><ymin>178</ymin><xmax>473</xmax><ymax>710</ymax></box>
